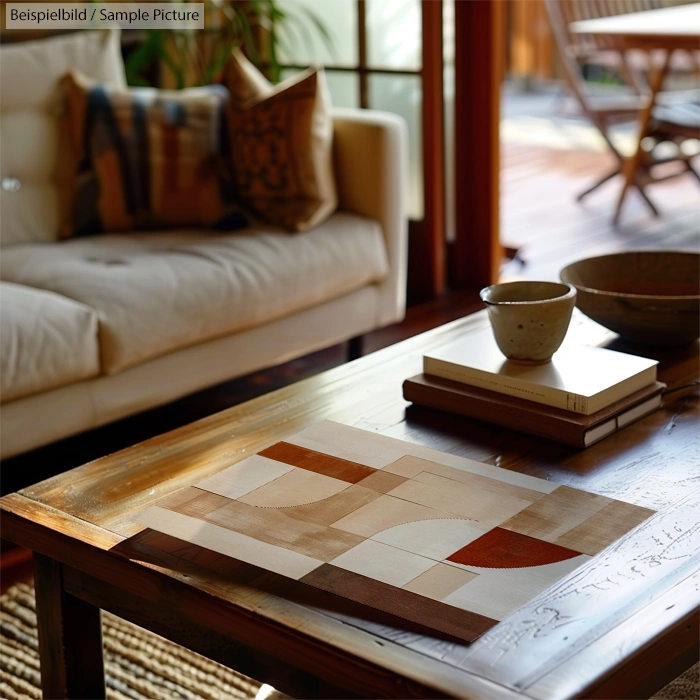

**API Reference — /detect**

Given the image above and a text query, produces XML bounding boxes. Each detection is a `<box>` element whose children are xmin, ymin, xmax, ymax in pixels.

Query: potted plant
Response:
<box><xmin>122</xmin><ymin>0</ymin><xmax>333</xmax><ymax>88</ymax></box>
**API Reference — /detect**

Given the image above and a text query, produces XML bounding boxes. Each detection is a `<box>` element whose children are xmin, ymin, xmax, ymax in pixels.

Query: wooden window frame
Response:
<box><xmin>277</xmin><ymin>0</ymin><xmax>502</xmax><ymax>300</ymax></box>
<box><xmin>451</xmin><ymin>0</ymin><xmax>503</xmax><ymax>291</ymax></box>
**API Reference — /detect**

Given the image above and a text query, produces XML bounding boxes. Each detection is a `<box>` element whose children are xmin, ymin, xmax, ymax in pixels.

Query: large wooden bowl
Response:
<box><xmin>560</xmin><ymin>252</ymin><xmax>700</xmax><ymax>345</ymax></box>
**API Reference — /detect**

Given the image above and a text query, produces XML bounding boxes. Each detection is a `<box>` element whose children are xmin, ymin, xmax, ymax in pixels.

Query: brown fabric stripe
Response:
<box><xmin>356</xmin><ymin>470</ymin><xmax>408</xmax><ymax>493</ymax></box>
<box><xmin>299</xmin><ymin>564</ymin><xmax>498</xmax><ymax>643</ymax></box>
<box><xmin>260</xmin><ymin>442</ymin><xmax>376</xmax><ymax>483</ymax></box>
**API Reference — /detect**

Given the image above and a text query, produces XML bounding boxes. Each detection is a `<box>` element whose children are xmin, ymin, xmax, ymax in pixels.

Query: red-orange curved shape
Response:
<box><xmin>447</xmin><ymin>527</ymin><xmax>581</xmax><ymax>569</ymax></box>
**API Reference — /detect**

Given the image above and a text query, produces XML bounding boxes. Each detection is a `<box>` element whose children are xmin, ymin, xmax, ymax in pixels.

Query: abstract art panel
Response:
<box><xmin>137</xmin><ymin>420</ymin><xmax>655</xmax><ymax>642</ymax></box>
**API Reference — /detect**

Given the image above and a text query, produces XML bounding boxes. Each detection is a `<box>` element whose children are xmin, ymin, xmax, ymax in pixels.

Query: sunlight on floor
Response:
<box><xmin>501</xmin><ymin>87</ymin><xmax>700</xmax><ymax>158</ymax></box>
<box><xmin>501</xmin><ymin>115</ymin><xmax>637</xmax><ymax>155</ymax></box>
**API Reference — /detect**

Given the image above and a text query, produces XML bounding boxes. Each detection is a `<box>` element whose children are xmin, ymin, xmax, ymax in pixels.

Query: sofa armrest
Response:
<box><xmin>332</xmin><ymin>108</ymin><xmax>408</xmax><ymax>326</ymax></box>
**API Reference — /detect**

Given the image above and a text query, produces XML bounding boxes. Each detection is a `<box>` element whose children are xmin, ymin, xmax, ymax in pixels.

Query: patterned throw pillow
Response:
<box><xmin>224</xmin><ymin>48</ymin><xmax>273</xmax><ymax>109</ymax></box>
<box><xmin>57</xmin><ymin>70</ymin><xmax>246</xmax><ymax>237</ymax></box>
<box><xmin>223</xmin><ymin>51</ymin><xmax>337</xmax><ymax>232</ymax></box>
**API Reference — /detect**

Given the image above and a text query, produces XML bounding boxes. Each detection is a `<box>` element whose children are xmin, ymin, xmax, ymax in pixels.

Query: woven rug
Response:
<box><xmin>0</xmin><ymin>581</ymin><xmax>697</xmax><ymax>699</ymax></box>
<box><xmin>0</xmin><ymin>582</ymin><xmax>286</xmax><ymax>700</ymax></box>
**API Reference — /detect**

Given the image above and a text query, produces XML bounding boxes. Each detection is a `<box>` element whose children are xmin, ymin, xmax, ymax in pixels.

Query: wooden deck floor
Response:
<box><xmin>501</xmin><ymin>142</ymin><xmax>700</xmax><ymax>281</ymax></box>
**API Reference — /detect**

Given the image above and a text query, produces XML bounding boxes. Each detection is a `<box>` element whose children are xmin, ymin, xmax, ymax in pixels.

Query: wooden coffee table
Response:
<box><xmin>2</xmin><ymin>311</ymin><xmax>698</xmax><ymax>699</ymax></box>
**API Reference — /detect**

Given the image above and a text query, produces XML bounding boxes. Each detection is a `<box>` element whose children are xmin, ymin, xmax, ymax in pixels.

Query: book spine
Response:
<box><xmin>583</xmin><ymin>395</ymin><xmax>662</xmax><ymax>447</ymax></box>
<box><xmin>403</xmin><ymin>380</ymin><xmax>587</xmax><ymax>448</ymax></box>
<box><xmin>589</xmin><ymin>366</ymin><xmax>657</xmax><ymax>414</ymax></box>
<box><xmin>423</xmin><ymin>357</ymin><xmax>589</xmax><ymax>414</ymax></box>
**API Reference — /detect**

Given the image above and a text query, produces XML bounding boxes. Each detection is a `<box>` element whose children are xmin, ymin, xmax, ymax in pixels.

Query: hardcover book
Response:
<box><xmin>403</xmin><ymin>374</ymin><xmax>666</xmax><ymax>448</ymax></box>
<box><xmin>423</xmin><ymin>328</ymin><xmax>658</xmax><ymax>415</ymax></box>
<box><xmin>137</xmin><ymin>421</ymin><xmax>655</xmax><ymax>642</ymax></box>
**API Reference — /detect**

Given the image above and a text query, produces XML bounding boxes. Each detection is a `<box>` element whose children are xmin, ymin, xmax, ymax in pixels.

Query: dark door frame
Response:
<box><xmin>451</xmin><ymin>0</ymin><xmax>504</xmax><ymax>292</ymax></box>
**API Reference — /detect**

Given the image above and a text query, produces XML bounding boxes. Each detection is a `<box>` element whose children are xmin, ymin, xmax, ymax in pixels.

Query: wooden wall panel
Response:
<box><xmin>407</xmin><ymin>1</ymin><xmax>446</xmax><ymax>305</ymax></box>
<box><xmin>419</xmin><ymin>0</ymin><xmax>446</xmax><ymax>299</ymax></box>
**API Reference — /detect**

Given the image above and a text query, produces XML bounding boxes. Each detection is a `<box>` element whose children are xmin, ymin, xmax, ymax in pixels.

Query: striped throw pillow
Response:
<box><xmin>57</xmin><ymin>70</ymin><xmax>246</xmax><ymax>237</ymax></box>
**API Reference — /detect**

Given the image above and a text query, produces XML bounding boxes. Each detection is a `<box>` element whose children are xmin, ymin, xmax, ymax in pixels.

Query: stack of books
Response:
<box><xmin>403</xmin><ymin>327</ymin><xmax>665</xmax><ymax>448</ymax></box>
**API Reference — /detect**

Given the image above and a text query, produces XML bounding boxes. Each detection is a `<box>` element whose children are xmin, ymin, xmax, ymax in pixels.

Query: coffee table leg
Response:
<box><xmin>34</xmin><ymin>554</ymin><xmax>106</xmax><ymax>699</ymax></box>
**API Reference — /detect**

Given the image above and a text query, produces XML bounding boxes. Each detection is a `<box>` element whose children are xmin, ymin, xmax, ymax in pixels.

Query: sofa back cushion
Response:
<box><xmin>0</xmin><ymin>31</ymin><xmax>126</xmax><ymax>247</ymax></box>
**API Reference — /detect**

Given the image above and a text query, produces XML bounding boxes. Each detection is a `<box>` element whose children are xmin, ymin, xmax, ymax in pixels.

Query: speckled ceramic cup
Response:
<box><xmin>480</xmin><ymin>281</ymin><xmax>576</xmax><ymax>364</ymax></box>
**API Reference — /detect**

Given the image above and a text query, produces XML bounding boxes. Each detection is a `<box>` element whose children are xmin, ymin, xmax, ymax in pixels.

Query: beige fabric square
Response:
<box><xmin>196</xmin><ymin>455</ymin><xmax>294</xmax><ymax>501</ymax></box>
<box><xmin>239</xmin><ymin>468</ymin><xmax>349</xmax><ymax>508</ymax></box>
<box><xmin>330</xmin><ymin>493</ymin><xmax>447</xmax><ymax>538</ymax></box>
<box><xmin>443</xmin><ymin>555</ymin><xmax>592</xmax><ymax>621</ymax></box>
<box><xmin>386</xmin><ymin>473</ymin><xmax>534</xmax><ymax>527</ymax></box>
<box><xmin>500</xmin><ymin>485</ymin><xmax>655</xmax><ymax>556</ymax></box>
<box><xmin>224</xmin><ymin>52</ymin><xmax>337</xmax><ymax>231</ymax></box>
<box><xmin>329</xmin><ymin>539</ymin><xmax>436</xmax><ymax>587</ymax></box>
<box><xmin>500</xmin><ymin>485</ymin><xmax>621</xmax><ymax>555</ymax></box>
<box><xmin>403</xmin><ymin>563</ymin><xmax>478</xmax><ymax>601</ymax></box>
<box><xmin>138</xmin><ymin>506</ymin><xmax>322</xmax><ymax>580</ymax></box>
<box><xmin>356</xmin><ymin>470</ymin><xmax>407</xmax><ymax>493</ymax></box>
<box><xmin>371</xmin><ymin>517</ymin><xmax>490</xmax><ymax>560</ymax></box>
<box><xmin>556</xmin><ymin>499</ymin><xmax>655</xmax><ymax>555</ymax></box>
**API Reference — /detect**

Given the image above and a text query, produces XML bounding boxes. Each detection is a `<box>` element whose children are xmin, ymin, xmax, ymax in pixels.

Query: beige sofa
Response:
<box><xmin>0</xmin><ymin>31</ymin><xmax>408</xmax><ymax>459</ymax></box>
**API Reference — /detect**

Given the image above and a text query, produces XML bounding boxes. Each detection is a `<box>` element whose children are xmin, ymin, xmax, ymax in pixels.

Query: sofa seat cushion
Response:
<box><xmin>0</xmin><ymin>282</ymin><xmax>100</xmax><ymax>403</ymax></box>
<box><xmin>0</xmin><ymin>212</ymin><xmax>389</xmax><ymax>375</ymax></box>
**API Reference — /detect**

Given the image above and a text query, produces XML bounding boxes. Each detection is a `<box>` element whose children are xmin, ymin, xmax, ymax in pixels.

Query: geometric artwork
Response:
<box><xmin>137</xmin><ymin>421</ymin><xmax>655</xmax><ymax>642</ymax></box>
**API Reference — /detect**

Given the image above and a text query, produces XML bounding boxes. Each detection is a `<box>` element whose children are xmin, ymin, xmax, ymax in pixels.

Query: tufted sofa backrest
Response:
<box><xmin>0</xmin><ymin>30</ymin><xmax>126</xmax><ymax>246</ymax></box>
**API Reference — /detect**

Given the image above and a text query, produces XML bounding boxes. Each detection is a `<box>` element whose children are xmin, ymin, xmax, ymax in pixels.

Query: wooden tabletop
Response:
<box><xmin>570</xmin><ymin>3</ymin><xmax>700</xmax><ymax>50</ymax></box>
<box><xmin>2</xmin><ymin>311</ymin><xmax>699</xmax><ymax>699</ymax></box>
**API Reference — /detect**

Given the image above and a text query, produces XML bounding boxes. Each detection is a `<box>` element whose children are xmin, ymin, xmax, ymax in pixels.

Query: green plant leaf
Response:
<box><xmin>120</xmin><ymin>0</ymin><xmax>333</xmax><ymax>89</ymax></box>
<box><xmin>124</xmin><ymin>31</ymin><xmax>163</xmax><ymax>87</ymax></box>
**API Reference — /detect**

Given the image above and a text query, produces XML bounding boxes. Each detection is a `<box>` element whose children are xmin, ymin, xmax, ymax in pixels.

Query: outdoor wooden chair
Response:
<box><xmin>556</xmin><ymin>0</ymin><xmax>697</xmax><ymax>93</ymax></box>
<box><xmin>559</xmin><ymin>0</ymin><xmax>654</xmax><ymax>93</ymax></box>
<box><xmin>545</xmin><ymin>0</ymin><xmax>700</xmax><ymax>215</ymax></box>
<box><xmin>650</xmin><ymin>101</ymin><xmax>700</xmax><ymax>183</ymax></box>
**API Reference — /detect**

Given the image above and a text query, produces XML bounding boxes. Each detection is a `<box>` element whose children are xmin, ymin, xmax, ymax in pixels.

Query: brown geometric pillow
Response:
<box><xmin>57</xmin><ymin>70</ymin><xmax>246</xmax><ymax>238</ymax></box>
<box><xmin>223</xmin><ymin>52</ymin><xmax>337</xmax><ymax>232</ymax></box>
<box><xmin>223</xmin><ymin>48</ymin><xmax>273</xmax><ymax>109</ymax></box>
